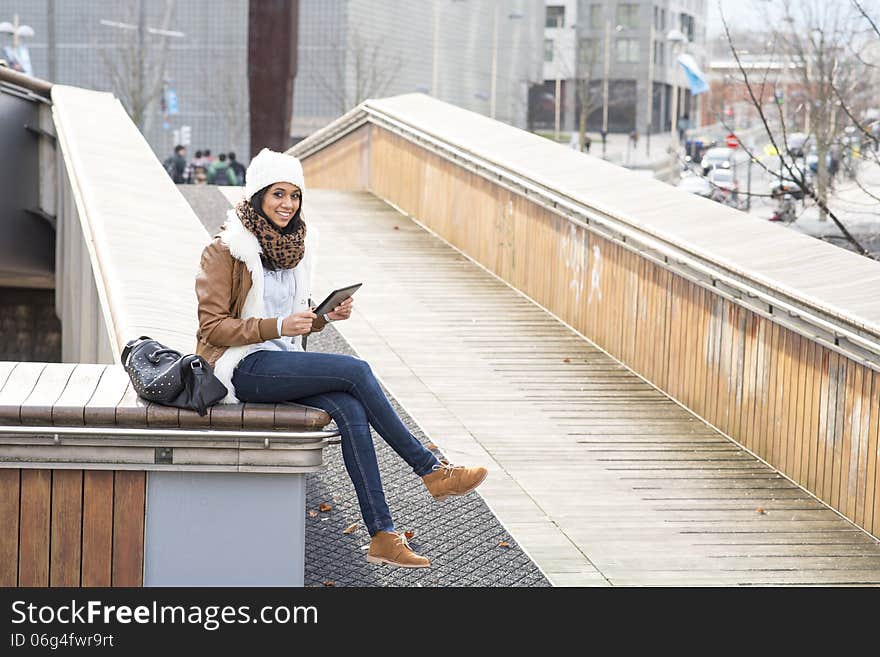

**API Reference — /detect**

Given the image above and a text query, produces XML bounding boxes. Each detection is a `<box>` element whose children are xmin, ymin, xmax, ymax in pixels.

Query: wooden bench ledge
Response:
<box><xmin>0</xmin><ymin>362</ymin><xmax>331</xmax><ymax>431</ymax></box>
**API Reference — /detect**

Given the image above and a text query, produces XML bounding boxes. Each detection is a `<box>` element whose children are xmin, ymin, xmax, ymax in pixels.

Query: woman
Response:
<box><xmin>195</xmin><ymin>148</ymin><xmax>487</xmax><ymax>568</ymax></box>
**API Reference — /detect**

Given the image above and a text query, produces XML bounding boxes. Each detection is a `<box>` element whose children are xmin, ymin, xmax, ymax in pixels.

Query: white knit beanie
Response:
<box><xmin>244</xmin><ymin>148</ymin><xmax>306</xmax><ymax>200</ymax></box>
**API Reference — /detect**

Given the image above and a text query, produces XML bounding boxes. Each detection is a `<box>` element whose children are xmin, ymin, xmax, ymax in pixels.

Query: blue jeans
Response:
<box><xmin>231</xmin><ymin>350</ymin><xmax>440</xmax><ymax>536</ymax></box>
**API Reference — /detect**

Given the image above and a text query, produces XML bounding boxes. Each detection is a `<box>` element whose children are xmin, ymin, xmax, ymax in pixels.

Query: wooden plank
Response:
<box><xmin>0</xmin><ymin>469</ymin><xmax>20</xmax><ymax>586</ymax></box>
<box><xmin>50</xmin><ymin>469</ymin><xmax>83</xmax><ymax>586</ymax></box>
<box><xmin>865</xmin><ymin>370</ymin><xmax>879</xmax><ymax>534</ymax></box>
<box><xmin>830</xmin><ymin>356</ymin><xmax>849</xmax><ymax>510</ymax></box>
<box><xmin>52</xmin><ymin>363</ymin><xmax>107</xmax><ymax>426</ymax></box>
<box><xmin>81</xmin><ymin>470</ymin><xmax>114</xmax><ymax>587</ymax></box>
<box><xmin>0</xmin><ymin>362</ymin><xmax>47</xmax><ymax>424</ymax></box>
<box><xmin>851</xmin><ymin>365</ymin><xmax>871</xmax><ymax>523</ymax></box>
<box><xmin>0</xmin><ymin>361</ymin><xmax>18</xmax><ymax>393</ymax></box>
<box><xmin>19</xmin><ymin>469</ymin><xmax>51</xmax><ymax>586</ymax></box>
<box><xmin>111</xmin><ymin>471</ymin><xmax>145</xmax><ymax>586</ymax></box>
<box><xmin>20</xmin><ymin>364</ymin><xmax>77</xmax><ymax>425</ymax></box>
<box><xmin>83</xmin><ymin>366</ymin><xmax>128</xmax><ymax>426</ymax></box>
<box><xmin>804</xmin><ymin>340</ymin><xmax>821</xmax><ymax>492</ymax></box>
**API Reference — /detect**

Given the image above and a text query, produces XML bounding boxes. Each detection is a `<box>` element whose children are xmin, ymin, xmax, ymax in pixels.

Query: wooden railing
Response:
<box><xmin>291</xmin><ymin>94</ymin><xmax>880</xmax><ymax>539</ymax></box>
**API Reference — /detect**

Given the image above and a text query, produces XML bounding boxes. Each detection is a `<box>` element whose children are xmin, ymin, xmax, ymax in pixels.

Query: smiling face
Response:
<box><xmin>260</xmin><ymin>182</ymin><xmax>302</xmax><ymax>229</ymax></box>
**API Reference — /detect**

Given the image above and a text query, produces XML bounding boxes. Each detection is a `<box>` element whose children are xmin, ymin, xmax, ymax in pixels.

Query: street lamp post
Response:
<box><xmin>667</xmin><ymin>28</ymin><xmax>687</xmax><ymax>178</ymax></box>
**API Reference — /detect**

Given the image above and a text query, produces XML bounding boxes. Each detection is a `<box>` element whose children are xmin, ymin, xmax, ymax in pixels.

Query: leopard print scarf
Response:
<box><xmin>234</xmin><ymin>197</ymin><xmax>306</xmax><ymax>271</ymax></box>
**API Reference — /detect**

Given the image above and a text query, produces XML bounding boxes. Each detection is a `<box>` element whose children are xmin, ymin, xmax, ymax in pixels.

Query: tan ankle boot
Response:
<box><xmin>422</xmin><ymin>463</ymin><xmax>488</xmax><ymax>501</ymax></box>
<box><xmin>367</xmin><ymin>531</ymin><xmax>431</xmax><ymax>568</ymax></box>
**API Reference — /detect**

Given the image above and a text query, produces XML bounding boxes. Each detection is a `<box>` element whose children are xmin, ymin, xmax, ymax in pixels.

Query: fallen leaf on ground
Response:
<box><xmin>307</xmin><ymin>510</ymin><xmax>318</xmax><ymax>518</ymax></box>
<box><xmin>498</xmin><ymin>541</ymin><xmax>510</xmax><ymax>548</ymax></box>
<box><xmin>755</xmin><ymin>507</ymin><xmax>766</xmax><ymax>515</ymax></box>
<box><xmin>404</xmin><ymin>530</ymin><xmax>415</xmax><ymax>539</ymax></box>
<box><xmin>322</xmin><ymin>580</ymin><xmax>336</xmax><ymax>587</ymax></box>
<box><xmin>393</xmin><ymin>226</ymin><xmax>400</xmax><ymax>230</ymax></box>
<box><xmin>319</xmin><ymin>503</ymin><xmax>333</xmax><ymax>512</ymax></box>
<box><xmin>343</xmin><ymin>523</ymin><xmax>358</xmax><ymax>534</ymax></box>
<box><xmin>427</xmin><ymin>443</ymin><xmax>437</xmax><ymax>450</ymax></box>
<box><xmin>563</xmin><ymin>358</ymin><xmax>571</xmax><ymax>363</ymax></box>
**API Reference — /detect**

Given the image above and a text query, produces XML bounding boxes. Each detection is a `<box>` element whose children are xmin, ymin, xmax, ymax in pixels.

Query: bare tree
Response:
<box><xmin>719</xmin><ymin>0</ymin><xmax>879</xmax><ymax>257</ymax></box>
<box><xmin>196</xmin><ymin>57</ymin><xmax>248</xmax><ymax>154</ymax></box>
<box><xmin>575</xmin><ymin>38</ymin><xmax>599</xmax><ymax>152</ymax></box>
<box><xmin>97</xmin><ymin>0</ymin><xmax>178</xmax><ymax>133</ymax></box>
<box><xmin>310</xmin><ymin>30</ymin><xmax>402</xmax><ymax>115</ymax></box>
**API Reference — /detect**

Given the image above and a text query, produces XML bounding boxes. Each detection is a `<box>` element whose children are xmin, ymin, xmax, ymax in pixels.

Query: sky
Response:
<box><xmin>705</xmin><ymin>0</ymin><xmax>880</xmax><ymax>36</ymax></box>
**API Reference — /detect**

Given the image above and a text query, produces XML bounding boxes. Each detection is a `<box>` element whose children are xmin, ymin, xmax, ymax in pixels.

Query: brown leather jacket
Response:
<box><xmin>194</xmin><ymin>238</ymin><xmax>325</xmax><ymax>367</ymax></box>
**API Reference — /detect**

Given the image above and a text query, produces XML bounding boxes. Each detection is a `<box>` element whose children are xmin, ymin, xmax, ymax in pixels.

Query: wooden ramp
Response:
<box><xmin>280</xmin><ymin>189</ymin><xmax>880</xmax><ymax>585</ymax></box>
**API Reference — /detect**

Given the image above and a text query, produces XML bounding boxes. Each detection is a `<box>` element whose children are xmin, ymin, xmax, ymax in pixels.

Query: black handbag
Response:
<box><xmin>121</xmin><ymin>336</ymin><xmax>228</xmax><ymax>416</ymax></box>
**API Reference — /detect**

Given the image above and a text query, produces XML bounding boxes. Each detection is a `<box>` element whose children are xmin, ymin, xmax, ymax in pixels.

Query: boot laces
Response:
<box><xmin>431</xmin><ymin>462</ymin><xmax>464</xmax><ymax>479</ymax></box>
<box><xmin>393</xmin><ymin>532</ymin><xmax>412</xmax><ymax>550</ymax></box>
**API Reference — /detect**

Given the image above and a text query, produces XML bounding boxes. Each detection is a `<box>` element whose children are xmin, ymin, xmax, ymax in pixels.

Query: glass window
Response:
<box><xmin>616</xmin><ymin>3</ymin><xmax>639</xmax><ymax>29</ymax></box>
<box><xmin>544</xmin><ymin>38</ymin><xmax>554</xmax><ymax>62</ymax></box>
<box><xmin>590</xmin><ymin>4</ymin><xmax>602</xmax><ymax>29</ymax></box>
<box><xmin>578</xmin><ymin>38</ymin><xmax>598</xmax><ymax>70</ymax></box>
<box><xmin>546</xmin><ymin>5</ymin><xmax>565</xmax><ymax>28</ymax></box>
<box><xmin>616</xmin><ymin>38</ymin><xmax>639</xmax><ymax>63</ymax></box>
<box><xmin>660</xmin><ymin>9</ymin><xmax>666</xmax><ymax>30</ymax></box>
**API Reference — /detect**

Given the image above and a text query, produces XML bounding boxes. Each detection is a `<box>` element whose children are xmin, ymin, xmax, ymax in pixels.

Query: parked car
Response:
<box><xmin>708</xmin><ymin>167</ymin><xmax>738</xmax><ymax>202</ymax></box>
<box><xmin>677</xmin><ymin>174</ymin><xmax>713</xmax><ymax>198</ymax></box>
<box><xmin>700</xmin><ymin>147</ymin><xmax>733</xmax><ymax>175</ymax></box>
<box><xmin>786</xmin><ymin>132</ymin><xmax>809</xmax><ymax>157</ymax></box>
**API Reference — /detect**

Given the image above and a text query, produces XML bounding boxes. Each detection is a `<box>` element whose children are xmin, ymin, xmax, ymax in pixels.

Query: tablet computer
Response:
<box><xmin>312</xmin><ymin>283</ymin><xmax>362</xmax><ymax>316</ymax></box>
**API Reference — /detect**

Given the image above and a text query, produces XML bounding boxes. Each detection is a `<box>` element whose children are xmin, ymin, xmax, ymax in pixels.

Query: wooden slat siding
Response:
<box><xmin>836</xmin><ymin>361</ymin><xmax>855</xmax><ymax>511</ymax></box>
<box><xmin>822</xmin><ymin>352</ymin><xmax>840</xmax><ymax>503</ymax></box>
<box><xmin>739</xmin><ymin>313</ymin><xmax>756</xmax><ymax>453</ymax></box>
<box><xmin>301</xmin><ymin>126</ymin><xmax>370</xmax><ymax>190</ymax></box>
<box><xmin>111</xmin><ymin>471</ymin><xmax>145</xmax><ymax>586</ymax></box>
<box><xmin>19</xmin><ymin>469</ymin><xmax>51</xmax><ymax>586</ymax></box>
<box><xmin>81</xmin><ymin>470</ymin><xmax>113</xmax><ymax>587</ymax></box>
<box><xmin>865</xmin><ymin>370</ymin><xmax>879</xmax><ymax>533</ymax></box>
<box><xmin>746</xmin><ymin>316</ymin><xmax>761</xmax><ymax>455</ymax></box>
<box><xmin>873</xmin><ymin>369</ymin><xmax>880</xmax><ymax>534</ymax></box>
<box><xmin>807</xmin><ymin>343</ymin><xmax>825</xmax><ymax>494</ymax></box>
<box><xmin>850</xmin><ymin>367</ymin><xmax>871</xmax><ymax>522</ymax></box>
<box><xmin>689</xmin><ymin>286</ymin><xmax>704</xmax><ymax>419</ymax></box>
<box><xmin>855</xmin><ymin>370</ymin><xmax>875</xmax><ymax>526</ymax></box>
<box><xmin>669</xmin><ymin>276</ymin><xmax>685</xmax><ymax>402</ymax></box>
<box><xmin>758</xmin><ymin>317</ymin><xmax>771</xmax><ymax>457</ymax></box>
<box><xmin>802</xmin><ymin>341</ymin><xmax>819</xmax><ymax>488</ymax></box>
<box><xmin>302</xmin><ymin>127</ymin><xmax>880</xmax><ymax>538</ymax></box>
<box><xmin>0</xmin><ymin>469</ymin><xmax>19</xmax><ymax>586</ymax></box>
<box><xmin>786</xmin><ymin>333</ymin><xmax>803</xmax><ymax>478</ymax></box>
<box><xmin>50</xmin><ymin>470</ymin><xmax>83</xmax><ymax>586</ymax></box>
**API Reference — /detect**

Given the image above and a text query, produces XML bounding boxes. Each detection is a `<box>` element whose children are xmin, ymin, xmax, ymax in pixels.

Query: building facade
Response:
<box><xmin>0</xmin><ymin>0</ymin><xmax>250</xmax><ymax>162</ymax></box>
<box><xmin>292</xmin><ymin>0</ymin><xmax>545</xmax><ymax>139</ymax></box>
<box><xmin>536</xmin><ymin>0</ymin><xmax>708</xmax><ymax>135</ymax></box>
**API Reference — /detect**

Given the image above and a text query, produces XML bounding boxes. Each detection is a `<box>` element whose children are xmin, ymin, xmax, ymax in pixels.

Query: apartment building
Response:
<box><xmin>535</xmin><ymin>0</ymin><xmax>708</xmax><ymax>135</ymax></box>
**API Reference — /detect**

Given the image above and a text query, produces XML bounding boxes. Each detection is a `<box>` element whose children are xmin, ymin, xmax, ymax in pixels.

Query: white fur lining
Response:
<box><xmin>212</xmin><ymin>209</ymin><xmax>318</xmax><ymax>404</ymax></box>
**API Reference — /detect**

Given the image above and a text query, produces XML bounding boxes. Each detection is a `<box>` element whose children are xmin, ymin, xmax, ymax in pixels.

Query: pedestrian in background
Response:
<box><xmin>228</xmin><ymin>152</ymin><xmax>246</xmax><ymax>186</ymax></box>
<box><xmin>208</xmin><ymin>153</ymin><xmax>236</xmax><ymax>186</ymax></box>
<box><xmin>189</xmin><ymin>150</ymin><xmax>209</xmax><ymax>185</ymax></box>
<box><xmin>163</xmin><ymin>145</ymin><xmax>188</xmax><ymax>184</ymax></box>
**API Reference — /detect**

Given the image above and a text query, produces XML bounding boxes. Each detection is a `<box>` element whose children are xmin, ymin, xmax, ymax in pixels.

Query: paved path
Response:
<box><xmin>294</xmin><ymin>189</ymin><xmax>880</xmax><ymax>586</ymax></box>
